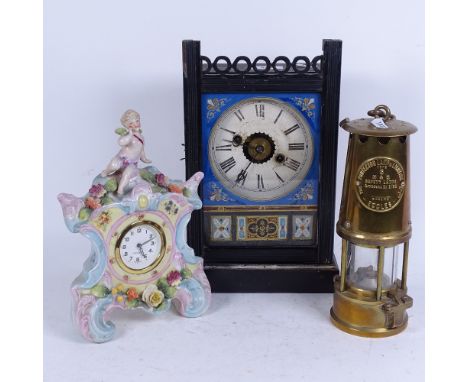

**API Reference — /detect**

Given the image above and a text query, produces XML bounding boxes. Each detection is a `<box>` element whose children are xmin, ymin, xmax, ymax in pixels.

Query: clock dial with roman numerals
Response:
<box><xmin>208</xmin><ymin>97</ymin><xmax>314</xmax><ymax>201</ymax></box>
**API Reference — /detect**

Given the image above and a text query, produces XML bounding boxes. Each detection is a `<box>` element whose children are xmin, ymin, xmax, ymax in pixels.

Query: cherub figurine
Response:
<box><xmin>101</xmin><ymin>109</ymin><xmax>152</xmax><ymax>194</ymax></box>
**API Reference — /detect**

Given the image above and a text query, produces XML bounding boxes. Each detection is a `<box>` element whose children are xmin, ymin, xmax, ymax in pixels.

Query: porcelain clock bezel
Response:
<box><xmin>115</xmin><ymin>220</ymin><xmax>167</xmax><ymax>275</ymax></box>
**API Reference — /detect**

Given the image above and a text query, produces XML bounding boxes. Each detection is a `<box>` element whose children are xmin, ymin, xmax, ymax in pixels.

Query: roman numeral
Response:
<box><xmin>274</xmin><ymin>170</ymin><xmax>285</xmax><ymax>183</ymax></box>
<box><xmin>284</xmin><ymin>124</ymin><xmax>300</xmax><ymax>135</ymax></box>
<box><xmin>234</xmin><ymin>109</ymin><xmax>245</xmax><ymax>121</ymax></box>
<box><xmin>255</xmin><ymin>104</ymin><xmax>265</xmax><ymax>118</ymax></box>
<box><xmin>284</xmin><ymin>158</ymin><xmax>300</xmax><ymax>171</ymax></box>
<box><xmin>288</xmin><ymin>143</ymin><xmax>305</xmax><ymax>150</ymax></box>
<box><xmin>274</xmin><ymin>110</ymin><xmax>283</xmax><ymax>124</ymax></box>
<box><xmin>257</xmin><ymin>174</ymin><xmax>265</xmax><ymax>190</ymax></box>
<box><xmin>215</xmin><ymin>144</ymin><xmax>232</xmax><ymax>151</ymax></box>
<box><xmin>220</xmin><ymin>157</ymin><xmax>236</xmax><ymax>173</ymax></box>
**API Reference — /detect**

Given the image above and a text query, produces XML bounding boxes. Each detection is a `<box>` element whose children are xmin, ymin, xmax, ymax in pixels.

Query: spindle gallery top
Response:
<box><xmin>340</xmin><ymin>105</ymin><xmax>417</xmax><ymax>137</ymax></box>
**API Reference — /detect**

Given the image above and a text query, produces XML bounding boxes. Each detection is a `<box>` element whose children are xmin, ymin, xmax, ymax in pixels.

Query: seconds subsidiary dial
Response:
<box><xmin>209</xmin><ymin>97</ymin><xmax>314</xmax><ymax>201</ymax></box>
<box><xmin>116</xmin><ymin>222</ymin><xmax>165</xmax><ymax>274</ymax></box>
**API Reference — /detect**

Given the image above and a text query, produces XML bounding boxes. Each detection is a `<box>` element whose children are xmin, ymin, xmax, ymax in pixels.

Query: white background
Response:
<box><xmin>44</xmin><ymin>1</ymin><xmax>424</xmax><ymax>381</ymax></box>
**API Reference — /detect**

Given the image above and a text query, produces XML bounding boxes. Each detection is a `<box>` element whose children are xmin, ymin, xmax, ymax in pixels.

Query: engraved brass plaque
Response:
<box><xmin>355</xmin><ymin>157</ymin><xmax>405</xmax><ymax>213</ymax></box>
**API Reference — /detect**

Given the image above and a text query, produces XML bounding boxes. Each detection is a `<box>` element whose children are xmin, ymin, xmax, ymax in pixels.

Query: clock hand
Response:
<box><xmin>136</xmin><ymin>242</ymin><xmax>148</xmax><ymax>256</ymax></box>
<box><xmin>139</xmin><ymin>236</ymin><xmax>155</xmax><ymax>246</ymax></box>
<box><xmin>235</xmin><ymin>162</ymin><xmax>252</xmax><ymax>184</ymax></box>
<box><xmin>137</xmin><ymin>245</ymin><xmax>147</xmax><ymax>258</ymax></box>
<box><xmin>274</xmin><ymin>170</ymin><xmax>285</xmax><ymax>183</ymax></box>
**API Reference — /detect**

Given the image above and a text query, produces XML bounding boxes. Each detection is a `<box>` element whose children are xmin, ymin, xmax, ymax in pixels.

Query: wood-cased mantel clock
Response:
<box><xmin>182</xmin><ymin>39</ymin><xmax>342</xmax><ymax>292</ymax></box>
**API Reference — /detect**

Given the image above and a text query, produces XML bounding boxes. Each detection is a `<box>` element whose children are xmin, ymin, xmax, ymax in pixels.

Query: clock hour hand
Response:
<box><xmin>136</xmin><ymin>243</ymin><xmax>148</xmax><ymax>258</ymax></box>
<box><xmin>235</xmin><ymin>162</ymin><xmax>252</xmax><ymax>184</ymax></box>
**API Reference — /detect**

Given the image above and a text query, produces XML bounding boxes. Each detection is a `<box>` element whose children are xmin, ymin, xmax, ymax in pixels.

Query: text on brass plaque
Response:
<box><xmin>355</xmin><ymin>157</ymin><xmax>405</xmax><ymax>212</ymax></box>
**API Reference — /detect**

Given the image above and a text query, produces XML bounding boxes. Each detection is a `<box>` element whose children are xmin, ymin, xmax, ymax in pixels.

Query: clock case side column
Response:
<box><xmin>182</xmin><ymin>40</ymin><xmax>203</xmax><ymax>257</ymax></box>
<box><xmin>317</xmin><ymin>39</ymin><xmax>342</xmax><ymax>268</ymax></box>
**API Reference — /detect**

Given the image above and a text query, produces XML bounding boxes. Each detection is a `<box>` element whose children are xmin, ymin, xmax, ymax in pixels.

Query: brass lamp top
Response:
<box><xmin>340</xmin><ymin>105</ymin><xmax>417</xmax><ymax>137</ymax></box>
<box><xmin>336</xmin><ymin>104</ymin><xmax>416</xmax><ymax>246</ymax></box>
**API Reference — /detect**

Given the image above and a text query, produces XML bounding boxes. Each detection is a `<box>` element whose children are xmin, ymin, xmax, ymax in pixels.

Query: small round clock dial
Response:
<box><xmin>209</xmin><ymin>97</ymin><xmax>314</xmax><ymax>201</ymax></box>
<box><xmin>116</xmin><ymin>222</ymin><xmax>165</xmax><ymax>274</ymax></box>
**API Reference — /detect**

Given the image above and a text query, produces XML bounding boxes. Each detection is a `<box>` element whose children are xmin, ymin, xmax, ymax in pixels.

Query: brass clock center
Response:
<box><xmin>243</xmin><ymin>132</ymin><xmax>275</xmax><ymax>164</ymax></box>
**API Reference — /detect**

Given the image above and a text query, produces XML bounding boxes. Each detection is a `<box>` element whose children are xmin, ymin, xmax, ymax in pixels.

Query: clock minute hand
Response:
<box><xmin>138</xmin><ymin>236</ymin><xmax>155</xmax><ymax>247</ymax></box>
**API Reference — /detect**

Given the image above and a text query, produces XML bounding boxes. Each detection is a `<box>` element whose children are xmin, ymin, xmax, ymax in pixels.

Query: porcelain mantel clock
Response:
<box><xmin>183</xmin><ymin>39</ymin><xmax>342</xmax><ymax>292</ymax></box>
<box><xmin>58</xmin><ymin>110</ymin><xmax>211</xmax><ymax>343</ymax></box>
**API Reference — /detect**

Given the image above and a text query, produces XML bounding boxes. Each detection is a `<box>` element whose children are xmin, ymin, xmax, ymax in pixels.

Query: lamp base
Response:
<box><xmin>330</xmin><ymin>308</ymin><xmax>408</xmax><ymax>338</ymax></box>
<box><xmin>330</xmin><ymin>277</ymin><xmax>413</xmax><ymax>338</ymax></box>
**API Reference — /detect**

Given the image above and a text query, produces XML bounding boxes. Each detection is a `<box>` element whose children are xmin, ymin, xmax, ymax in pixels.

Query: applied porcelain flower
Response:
<box><xmin>126</xmin><ymin>287</ymin><xmax>139</xmax><ymax>302</ymax></box>
<box><xmin>168</xmin><ymin>183</ymin><xmax>183</xmax><ymax>193</ymax></box>
<box><xmin>142</xmin><ymin>285</ymin><xmax>164</xmax><ymax>308</ymax></box>
<box><xmin>155</xmin><ymin>173</ymin><xmax>168</xmax><ymax>187</ymax></box>
<box><xmin>167</xmin><ymin>270</ymin><xmax>182</xmax><ymax>287</ymax></box>
<box><xmin>89</xmin><ymin>183</ymin><xmax>106</xmax><ymax>198</ymax></box>
<box><xmin>85</xmin><ymin>197</ymin><xmax>101</xmax><ymax>210</ymax></box>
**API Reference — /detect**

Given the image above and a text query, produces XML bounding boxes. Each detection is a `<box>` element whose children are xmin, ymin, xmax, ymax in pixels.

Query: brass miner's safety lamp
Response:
<box><xmin>330</xmin><ymin>105</ymin><xmax>417</xmax><ymax>337</ymax></box>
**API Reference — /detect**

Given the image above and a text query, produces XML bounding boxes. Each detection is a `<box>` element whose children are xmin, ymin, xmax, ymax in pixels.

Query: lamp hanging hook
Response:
<box><xmin>367</xmin><ymin>105</ymin><xmax>396</xmax><ymax>122</ymax></box>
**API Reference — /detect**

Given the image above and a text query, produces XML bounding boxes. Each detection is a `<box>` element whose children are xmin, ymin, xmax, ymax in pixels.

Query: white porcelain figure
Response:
<box><xmin>101</xmin><ymin>109</ymin><xmax>152</xmax><ymax>194</ymax></box>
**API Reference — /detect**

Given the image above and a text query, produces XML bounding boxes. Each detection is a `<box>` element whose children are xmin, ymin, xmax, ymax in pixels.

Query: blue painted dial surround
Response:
<box><xmin>201</xmin><ymin>92</ymin><xmax>321</xmax><ymax>207</ymax></box>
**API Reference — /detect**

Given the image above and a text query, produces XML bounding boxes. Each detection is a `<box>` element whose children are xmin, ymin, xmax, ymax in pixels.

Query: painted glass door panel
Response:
<box><xmin>202</xmin><ymin>93</ymin><xmax>320</xmax><ymax>246</ymax></box>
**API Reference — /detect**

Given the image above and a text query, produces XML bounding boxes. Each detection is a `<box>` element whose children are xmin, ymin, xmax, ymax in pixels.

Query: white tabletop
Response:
<box><xmin>44</xmin><ymin>237</ymin><xmax>424</xmax><ymax>382</ymax></box>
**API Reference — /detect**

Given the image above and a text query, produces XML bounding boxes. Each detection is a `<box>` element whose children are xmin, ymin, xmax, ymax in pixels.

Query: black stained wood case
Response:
<box><xmin>182</xmin><ymin>39</ymin><xmax>342</xmax><ymax>292</ymax></box>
